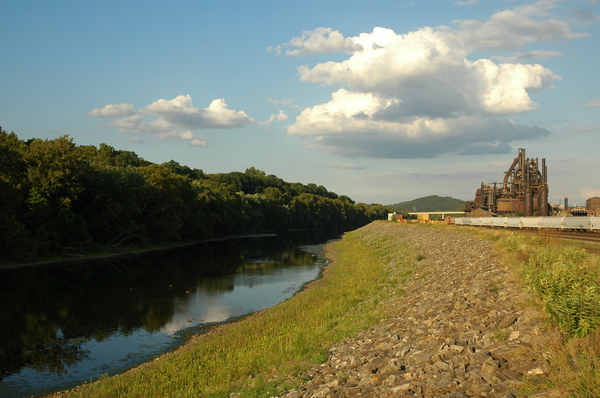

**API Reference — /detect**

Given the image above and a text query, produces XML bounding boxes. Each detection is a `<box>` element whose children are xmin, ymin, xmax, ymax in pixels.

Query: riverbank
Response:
<box><xmin>43</xmin><ymin>222</ymin><xmax>598</xmax><ymax>397</ymax></box>
<box><xmin>0</xmin><ymin>233</ymin><xmax>277</xmax><ymax>270</ymax></box>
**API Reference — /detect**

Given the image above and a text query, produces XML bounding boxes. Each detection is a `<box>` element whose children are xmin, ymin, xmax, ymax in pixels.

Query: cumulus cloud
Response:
<box><xmin>88</xmin><ymin>95</ymin><xmax>254</xmax><ymax>146</ymax></box>
<box><xmin>87</xmin><ymin>103</ymin><xmax>135</xmax><ymax>118</ymax></box>
<box><xmin>144</xmin><ymin>95</ymin><xmax>254</xmax><ymax>129</ymax></box>
<box><xmin>268</xmin><ymin>27</ymin><xmax>362</xmax><ymax>56</ymax></box>
<box><xmin>289</xmin><ymin>92</ymin><xmax>549</xmax><ymax>158</ymax></box>
<box><xmin>275</xmin><ymin>1</ymin><xmax>581</xmax><ymax>159</ymax></box>
<box><xmin>296</xmin><ymin>29</ymin><xmax>559</xmax><ymax>117</ymax></box>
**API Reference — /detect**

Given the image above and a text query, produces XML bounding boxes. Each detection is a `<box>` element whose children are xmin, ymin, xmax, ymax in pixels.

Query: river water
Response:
<box><xmin>0</xmin><ymin>231</ymin><xmax>342</xmax><ymax>398</ymax></box>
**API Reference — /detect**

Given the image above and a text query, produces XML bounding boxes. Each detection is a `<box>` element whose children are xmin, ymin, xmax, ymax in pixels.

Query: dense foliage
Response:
<box><xmin>0</xmin><ymin>128</ymin><xmax>392</xmax><ymax>262</ymax></box>
<box><xmin>389</xmin><ymin>194</ymin><xmax>466</xmax><ymax>212</ymax></box>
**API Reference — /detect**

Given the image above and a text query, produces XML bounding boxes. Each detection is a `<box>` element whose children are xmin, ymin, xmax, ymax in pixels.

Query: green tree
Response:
<box><xmin>75</xmin><ymin>166</ymin><xmax>146</xmax><ymax>247</ymax></box>
<box><xmin>193</xmin><ymin>178</ymin><xmax>247</xmax><ymax>236</ymax></box>
<box><xmin>162</xmin><ymin>160</ymin><xmax>205</xmax><ymax>180</ymax></box>
<box><xmin>0</xmin><ymin>128</ymin><xmax>29</xmax><ymax>260</ymax></box>
<box><xmin>137</xmin><ymin>164</ymin><xmax>195</xmax><ymax>242</ymax></box>
<box><xmin>23</xmin><ymin>136</ymin><xmax>91</xmax><ymax>255</ymax></box>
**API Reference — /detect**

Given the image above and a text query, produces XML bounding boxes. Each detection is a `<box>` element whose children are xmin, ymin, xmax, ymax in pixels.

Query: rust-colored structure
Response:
<box><xmin>466</xmin><ymin>148</ymin><xmax>549</xmax><ymax>216</ymax></box>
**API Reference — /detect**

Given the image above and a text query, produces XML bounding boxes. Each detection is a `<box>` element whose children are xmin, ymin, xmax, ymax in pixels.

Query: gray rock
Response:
<box><xmin>277</xmin><ymin>224</ymin><xmax>554</xmax><ymax>398</ymax></box>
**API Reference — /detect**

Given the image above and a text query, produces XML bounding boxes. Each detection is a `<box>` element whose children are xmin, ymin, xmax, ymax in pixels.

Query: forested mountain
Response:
<box><xmin>388</xmin><ymin>195</ymin><xmax>466</xmax><ymax>212</ymax></box>
<box><xmin>0</xmin><ymin>128</ymin><xmax>393</xmax><ymax>262</ymax></box>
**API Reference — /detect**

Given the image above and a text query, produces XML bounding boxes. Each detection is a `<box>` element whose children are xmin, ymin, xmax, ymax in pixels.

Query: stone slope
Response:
<box><xmin>277</xmin><ymin>223</ymin><xmax>558</xmax><ymax>398</ymax></box>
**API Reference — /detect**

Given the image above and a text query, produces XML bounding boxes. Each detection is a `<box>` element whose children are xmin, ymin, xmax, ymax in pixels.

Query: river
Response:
<box><xmin>0</xmin><ymin>230</ymin><xmax>342</xmax><ymax>398</ymax></box>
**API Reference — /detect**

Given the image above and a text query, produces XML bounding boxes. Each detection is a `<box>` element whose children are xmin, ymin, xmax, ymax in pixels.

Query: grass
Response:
<box><xmin>57</xmin><ymin>222</ymin><xmax>420</xmax><ymax>398</ymax></box>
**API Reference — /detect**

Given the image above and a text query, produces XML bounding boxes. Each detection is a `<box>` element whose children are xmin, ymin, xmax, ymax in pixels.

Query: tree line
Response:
<box><xmin>0</xmin><ymin>128</ymin><xmax>393</xmax><ymax>262</ymax></box>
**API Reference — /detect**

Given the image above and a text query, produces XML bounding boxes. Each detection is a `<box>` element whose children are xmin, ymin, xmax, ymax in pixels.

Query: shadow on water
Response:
<box><xmin>0</xmin><ymin>229</ymin><xmax>344</xmax><ymax>397</ymax></box>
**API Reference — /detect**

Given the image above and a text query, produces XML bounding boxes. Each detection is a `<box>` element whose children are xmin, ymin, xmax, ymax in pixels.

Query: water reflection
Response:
<box><xmin>0</xmin><ymin>230</ymin><xmax>341</xmax><ymax>397</ymax></box>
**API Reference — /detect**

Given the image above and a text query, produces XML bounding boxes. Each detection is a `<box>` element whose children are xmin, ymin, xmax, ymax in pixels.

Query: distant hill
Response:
<box><xmin>388</xmin><ymin>195</ymin><xmax>466</xmax><ymax>212</ymax></box>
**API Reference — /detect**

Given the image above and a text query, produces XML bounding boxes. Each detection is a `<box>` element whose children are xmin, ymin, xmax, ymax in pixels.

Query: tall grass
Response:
<box><xmin>57</xmin><ymin>223</ymin><xmax>419</xmax><ymax>398</ymax></box>
<box><xmin>524</xmin><ymin>245</ymin><xmax>600</xmax><ymax>338</ymax></box>
<box><xmin>494</xmin><ymin>232</ymin><xmax>600</xmax><ymax>338</ymax></box>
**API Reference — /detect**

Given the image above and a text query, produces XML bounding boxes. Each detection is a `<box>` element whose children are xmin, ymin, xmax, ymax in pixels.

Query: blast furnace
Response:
<box><xmin>466</xmin><ymin>148</ymin><xmax>549</xmax><ymax>216</ymax></box>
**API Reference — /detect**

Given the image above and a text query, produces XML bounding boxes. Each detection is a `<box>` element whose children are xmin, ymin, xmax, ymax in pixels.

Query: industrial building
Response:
<box><xmin>587</xmin><ymin>197</ymin><xmax>600</xmax><ymax>216</ymax></box>
<box><xmin>466</xmin><ymin>148</ymin><xmax>549</xmax><ymax>217</ymax></box>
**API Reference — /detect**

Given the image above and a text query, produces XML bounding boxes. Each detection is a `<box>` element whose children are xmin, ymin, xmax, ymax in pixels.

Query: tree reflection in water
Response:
<box><xmin>23</xmin><ymin>340</ymin><xmax>89</xmax><ymax>376</ymax></box>
<box><xmin>0</xmin><ymin>230</ymin><xmax>340</xmax><ymax>384</ymax></box>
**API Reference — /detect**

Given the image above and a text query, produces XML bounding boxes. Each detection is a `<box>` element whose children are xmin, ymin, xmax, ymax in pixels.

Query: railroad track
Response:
<box><xmin>517</xmin><ymin>229</ymin><xmax>599</xmax><ymax>243</ymax></box>
<box><xmin>552</xmin><ymin>231</ymin><xmax>600</xmax><ymax>244</ymax></box>
<box><xmin>517</xmin><ymin>229</ymin><xmax>600</xmax><ymax>254</ymax></box>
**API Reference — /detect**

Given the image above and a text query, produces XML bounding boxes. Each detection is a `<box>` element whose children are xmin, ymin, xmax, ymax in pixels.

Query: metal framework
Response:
<box><xmin>466</xmin><ymin>148</ymin><xmax>549</xmax><ymax>216</ymax></box>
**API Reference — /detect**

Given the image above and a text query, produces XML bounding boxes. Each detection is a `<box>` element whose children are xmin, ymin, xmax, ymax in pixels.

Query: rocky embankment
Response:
<box><xmin>277</xmin><ymin>223</ymin><xmax>559</xmax><ymax>398</ymax></box>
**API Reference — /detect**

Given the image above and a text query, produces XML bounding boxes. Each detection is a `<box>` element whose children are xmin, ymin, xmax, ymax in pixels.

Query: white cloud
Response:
<box><xmin>144</xmin><ymin>95</ymin><xmax>254</xmax><ymax>129</ymax></box>
<box><xmin>190</xmin><ymin>138</ymin><xmax>208</xmax><ymax>147</ymax></box>
<box><xmin>584</xmin><ymin>97</ymin><xmax>600</xmax><ymax>107</ymax></box>
<box><xmin>295</xmin><ymin>28</ymin><xmax>559</xmax><ymax>117</ymax></box>
<box><xmin>257</xmin><ymin>110</ymin><xmax>288</xmax><ymax>128</ymax></box>
<box><xmin>87</xmin><ymin>103</ymin><xmax>135</xmax><ymax>118</ymax></box>
<box><xmin>277</xmin><ymin>1</ymin><xmax>579</xmax><ymax>159</ymax></box>
<box><xmin>89</xmin><ymin>95</ymin><xmax>254</xmax><ymax>146</ymax></box>
<box><xmin>288</xmin><ymin>90</ymin><xmax>549</xmax><ymax>158</ymax></box>
<box><xmin>269</xmin><ymin>27</ymin><xmax>362</xmax><ymax>56</ymax></box>
<box><xmin>453</xmin><ymin>1</ymin><xmax>587</xmax><ymax>51</ymax></box>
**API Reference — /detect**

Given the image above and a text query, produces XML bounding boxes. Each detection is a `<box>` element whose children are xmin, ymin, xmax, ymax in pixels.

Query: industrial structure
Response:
<box><xmin>587</xmin><ymin>197</ymin><xmax>600</xmax><ymax>216</ymax></box>
<box><xmin>466</xmin><ymin>148</ymin><xmax>549</xmax><ymax>217</ymax></box>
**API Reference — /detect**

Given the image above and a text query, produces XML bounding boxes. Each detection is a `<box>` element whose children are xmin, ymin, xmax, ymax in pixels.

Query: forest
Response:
<box><xmin>389</xmin><ymin>195</ymin><xmax>466</xmax><ymax>213</ymax></box>
<box><xmin>0</xmin><ymin>128</ymin><xmax>393</xmax><ymax>262</ymax></box>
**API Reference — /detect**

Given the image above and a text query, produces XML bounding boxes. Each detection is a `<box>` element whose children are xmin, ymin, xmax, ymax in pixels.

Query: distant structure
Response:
<box><xmin>466</xmin><ymin>148</ymin><xmax>549</xmax><ymax>217</ymax></box>
<box><xmin>587</xmin><ymin>197</ymin><xmax>600</xmax><ymax>216</ymax></box>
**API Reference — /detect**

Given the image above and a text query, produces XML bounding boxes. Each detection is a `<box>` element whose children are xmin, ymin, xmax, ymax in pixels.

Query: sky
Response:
<box><xmin>1</xmin><ymin>0</ymin><xmax>599</xmax><ymax>206</ymax></box>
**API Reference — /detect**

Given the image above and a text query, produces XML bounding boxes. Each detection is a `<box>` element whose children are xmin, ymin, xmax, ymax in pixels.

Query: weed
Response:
<box><xmin>494</xmin><ymin>329</ymin><xmax>510</xmax><ymax>341</ymax></box>
<box><xmin>523</xmin><ymin>246</ymin><xmax>600</xmax><ymax>337</ymax></box>
<box><xmin>486</xmin><ymin>283</ymin><xmax>499</xmax><ymax>293</ymax></box>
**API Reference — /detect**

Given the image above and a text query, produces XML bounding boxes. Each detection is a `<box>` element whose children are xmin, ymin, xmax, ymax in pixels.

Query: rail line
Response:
<box><xmin>450</xmin><ymin>216</ymin><xmax>600</xmax><ymax>253</ymax></box>
<box><xmin>452</xmin><ymin>216</ymin><xmax>600</xmax><ymax>232</ymax></box>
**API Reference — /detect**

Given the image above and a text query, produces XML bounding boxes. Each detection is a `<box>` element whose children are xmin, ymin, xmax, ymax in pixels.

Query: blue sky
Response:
<box><xmin>1</xmin><ymin>0</ymin><xmax>599</xmax><ymax>205</ymax></box>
